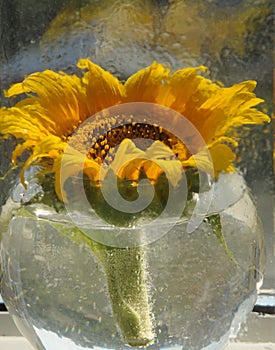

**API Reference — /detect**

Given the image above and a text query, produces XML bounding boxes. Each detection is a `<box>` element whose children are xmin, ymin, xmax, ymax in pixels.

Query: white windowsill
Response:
<box><xmin>0</xmin><ymin>337</ymin><xmax>275</xmax><ymax>350</ymax></box>
<box><xmin>0</xmin><ymin>311</ymin><xmax>274</xmax><ymax>350</ymax></box>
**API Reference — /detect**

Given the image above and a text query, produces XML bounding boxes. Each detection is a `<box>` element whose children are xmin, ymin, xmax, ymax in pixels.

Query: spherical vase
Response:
<box><xmin>0</xmin><ymin>171</ymin><xmax>265</xmax><ymax>350</ymax></box>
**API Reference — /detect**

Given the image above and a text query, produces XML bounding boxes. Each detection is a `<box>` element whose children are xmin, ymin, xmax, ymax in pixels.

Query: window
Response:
<box><xmin>0</xmin><ymin>1</ymin><xmax>274</xmax><ymax>349</ymax></box>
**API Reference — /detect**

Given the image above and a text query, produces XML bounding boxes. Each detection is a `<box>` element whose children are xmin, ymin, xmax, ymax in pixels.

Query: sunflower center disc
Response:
<box><xmin>61</xmin><ymin>102</ymin><xmax>214</xmax><ymax>247</ymax></box>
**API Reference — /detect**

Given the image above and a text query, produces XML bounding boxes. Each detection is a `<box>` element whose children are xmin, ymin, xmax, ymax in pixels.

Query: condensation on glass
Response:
<box><xmin>0</xmin><ymin>0</ymin><xmax>274</xmax><ymax>348</ymax></box>
<box><xmin>1</xmin><ymin>0</ymin><xmax>273</xmax><ymax>291</ymax></box>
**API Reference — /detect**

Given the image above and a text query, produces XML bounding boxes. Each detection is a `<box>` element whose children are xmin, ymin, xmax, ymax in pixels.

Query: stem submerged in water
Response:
<box><xmin>98</xmin><ymin>246</ymin><xmax>155</xmax><ymax>346</ymax></box>
<box><xmin>69</xmin><ymin>227</ymin><xmax>155</xmax><ymax>346</ymax></box>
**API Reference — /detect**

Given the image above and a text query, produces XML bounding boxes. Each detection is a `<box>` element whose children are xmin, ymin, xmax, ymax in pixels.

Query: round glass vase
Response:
<box><xmin>0</xmin><ymin>170</ymin><xmax>265</xmax><ymax>350</ymax></box>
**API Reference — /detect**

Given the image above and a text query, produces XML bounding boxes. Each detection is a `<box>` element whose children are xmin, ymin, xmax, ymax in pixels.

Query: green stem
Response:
<box><xmin>16</xmin><ymin>206</ymin><xmax>155</xmax><ymax>346</ymax></box>
<box><xmin>69</xmin><ymin>227</ymin><xmax>155</xmax><ymax>346</ymax></box>
<box><xmin>98</xmin><ymin>246</ymin><xmax>155</xmax><ymax>346</ymax></box>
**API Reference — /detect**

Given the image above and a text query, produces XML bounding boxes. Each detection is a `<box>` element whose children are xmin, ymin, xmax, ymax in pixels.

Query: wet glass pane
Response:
<box><xmin>0</xmin><ymin>0</ymin><xmax>274</xmax><ymax>349</ymax></box>
<box><xmin>1</xmin><ymin>0</ymin><xmax>273</xmax><ymax>285</ymax></box>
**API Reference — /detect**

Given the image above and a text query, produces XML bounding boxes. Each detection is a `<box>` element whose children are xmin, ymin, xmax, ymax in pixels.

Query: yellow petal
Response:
<box><xmin>200</xmin><ymin>81</ymin><xmax>270</xmax><ymax>142</ymax></box>
<box><xmin>158</xmin><ymin>66</ymin><xmax>214</xmax><ymax>113</ymax></box>
<box><xmin>182</xmin><ymin>144</ymin><xmax>236</xmax><ymax>177</ymax></box>
<box><xmin>12</xmin><ymin>141</ymin><xmax>36</xmax><ymax>164</ymax></box>
<box><xmin>144</xmin><ymin>141</ymin><xmax>183</xmax><ymax>186</ymax></box>
<box><xmin>111</xmin><ymin>140</ymin><xmax>183</xmax><ymax>186</ymax></box>
<box><xmin>19</xmin><ymin>135</ymin><xmax>66</xmax><ymax>185</ymax></box>
<box><xmin>5</xmin><ymin>70</ymin><xmax>83</xmax><ymax>137</ymax></box>
<box><xmin>125</xmin><ymin>62</ymin><xmax>170</xmax><ymax>103</ymax></box>
<box><xmin>0</xmin><ymin>58</ymin><xmax>270</xmax><ymax>204</ymax></box>
<box><xmin>210</xmin><ymin>144</ymin><xmax>236</xmax><ymax>174</ymax></box>
<box><xmin>109</xmin><ymin>139</ymin><xmax>144</xmax><ymax>179</ymax></box>
<box><xmin>181</xmin><ymin>148</ymin><xmax>213</xmax><ymax>175</ymax></box>
<box><xmin>54</xmin><ymin>146</ymin><xmax>100</xmax><ymax>201</ymax></box>
<box><xmin>0</xmin><ymin>106</ymin><xmax>49</xmax><ymax>140</ymax></box>
<box><xmin>141</xmin><ymin>161</ymin><xmax>163</xmax><ymax>183</ymax></box>
<box><xmin>118</xmin><ymin>159</ymin><xmax>145</xmax><ymax>182</ymax></box>
<box><xmin>77</xmin><ymin>58</ymin><xmax>124</xmax><ymax>116</ymax></box>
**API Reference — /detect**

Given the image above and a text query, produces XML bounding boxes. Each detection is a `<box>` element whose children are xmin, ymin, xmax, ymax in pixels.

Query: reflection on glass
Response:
<box><xmin>0</xmin><ymin>1</ymin><xmax>273</xmax><ymax>350</ymax></box>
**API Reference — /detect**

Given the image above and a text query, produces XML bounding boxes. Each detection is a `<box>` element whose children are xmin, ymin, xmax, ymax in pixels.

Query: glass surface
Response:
<box><xmin>0</xmin><ymin>0</ymin><xmax>273</xmax><ymax>274</ymax></box>
<box><xmin>0</xmin><ymin>0</ymin><xmax>274</xmax><ymax>349</ymax></box>
<box><xmin>0</xmin><ymin>177</ymin><xmax>265</xmax><ymax>349</ymax></box>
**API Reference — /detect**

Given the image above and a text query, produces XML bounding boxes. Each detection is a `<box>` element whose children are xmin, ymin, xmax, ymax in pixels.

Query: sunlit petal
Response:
<box><xmin>77</xmin><ymin>58</ymin><xmax>124</xmax><ymax>116</ymax></box>
<box><xmin>0</xmin><ymin>58</ymin><xmax>270</xmax><ymax>202</ymax></box>
<box><xmin>125</xmin><ymin>62</ymin><xmax>170</xmax><ymax>103</ymax></box>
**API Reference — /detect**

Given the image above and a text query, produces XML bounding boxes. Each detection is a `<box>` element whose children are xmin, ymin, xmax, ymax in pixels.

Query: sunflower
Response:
<box><xmin>0</xmin><ymin>59</ymin><xmax>270</xmax><ymax>347</ymax></box>
<box><xmin>0</xmin><ymin>58</ymin><xmax>269</xmax><ymax>203</ymax></box>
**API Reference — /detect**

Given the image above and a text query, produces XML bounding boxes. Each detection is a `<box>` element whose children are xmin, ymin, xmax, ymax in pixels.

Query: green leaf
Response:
<box><xmin>206</xmin><ymin>214</ymin><xmax>238</xmax><ymax>265</ymax></box>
